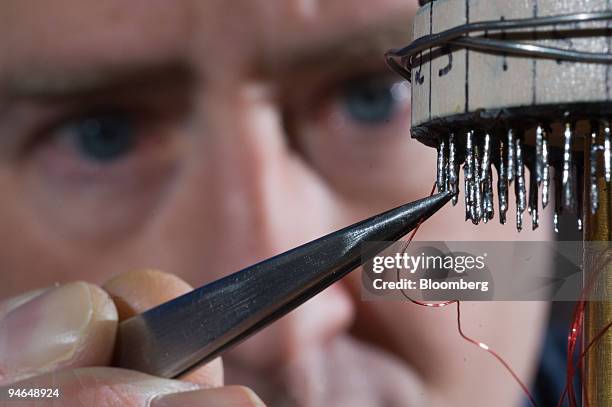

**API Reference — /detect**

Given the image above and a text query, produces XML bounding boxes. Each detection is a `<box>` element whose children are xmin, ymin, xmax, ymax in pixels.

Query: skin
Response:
<box><xmin>0</xmin><ymin>0</ymin><xmax>552</xmax><ymax>405</ymax></box>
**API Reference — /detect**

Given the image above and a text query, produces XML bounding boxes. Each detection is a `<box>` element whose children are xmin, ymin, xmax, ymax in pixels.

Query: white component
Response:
<box><xmin>410</xmin><ymin>0</ymin><xmax>611</xmax><ymax>127</ymax></box>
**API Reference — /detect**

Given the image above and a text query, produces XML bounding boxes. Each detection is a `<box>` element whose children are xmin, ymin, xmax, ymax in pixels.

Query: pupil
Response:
<box><xmin>343</xmin><ymin>78</ymin><xmax>395</xmax><ymax>124</ymax></box>
<box><xmin>76</xmin><ymin>116</ymin><xmax>134</xmax><ymax>162</ymax></box>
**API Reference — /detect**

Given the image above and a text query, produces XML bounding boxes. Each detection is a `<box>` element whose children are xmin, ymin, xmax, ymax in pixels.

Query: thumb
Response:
<box><xmin>1</xmin><ymin>367</ymin><xmax>265</xmax><ymax>407</ymax></box>
<box><xmin>103</xmin><ymin>270</ymin><xmax>223</xmax><ymax>387</ymax></box>
<box><xmin>0</xmin><ymin>282</ymin><xmax>118</xmax><ymax>385</ymax></box>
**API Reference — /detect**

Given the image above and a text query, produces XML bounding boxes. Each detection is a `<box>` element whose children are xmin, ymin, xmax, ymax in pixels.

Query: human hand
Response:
<box><xmin>0</xmin><ymin>270</ymin><xmax>265</xmax><ymax>406</ymax></box>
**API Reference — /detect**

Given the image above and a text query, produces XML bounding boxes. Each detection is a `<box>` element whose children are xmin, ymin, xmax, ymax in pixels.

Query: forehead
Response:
<box><xmin>0</xmin><ymin>0</ymin><xmax>417</xmax><ymax>74</ymax></box>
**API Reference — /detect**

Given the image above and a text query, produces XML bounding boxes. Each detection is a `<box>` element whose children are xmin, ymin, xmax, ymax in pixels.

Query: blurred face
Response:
<box><xmin>0</xmin><ymin>0</ymin><xmax>551</xmax><ymax>405</ymax></box>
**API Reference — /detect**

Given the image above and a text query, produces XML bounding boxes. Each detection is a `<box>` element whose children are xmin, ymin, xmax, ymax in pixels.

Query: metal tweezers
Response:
<box><xmin>114</xmin><ymin>191</ymin><xmax>452</xmax><ymax>378</ymax></box>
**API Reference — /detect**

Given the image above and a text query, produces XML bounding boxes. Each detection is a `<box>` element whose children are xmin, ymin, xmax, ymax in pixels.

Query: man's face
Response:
<box><xmin>0</xmin><ymin>0</ymin><xmax>551</xmax><ymax>405</ymax></box>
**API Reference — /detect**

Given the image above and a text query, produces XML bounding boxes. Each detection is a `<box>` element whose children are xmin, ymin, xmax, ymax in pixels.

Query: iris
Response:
<box><xmin>342</xmin><ymin>77</ymin><xmax>398</xmax><ymax>124</ymax></box>
<box><xmin>72</xmin><ymin>115</ymin><xmax>135</xmax><ymax>162</ymax></box>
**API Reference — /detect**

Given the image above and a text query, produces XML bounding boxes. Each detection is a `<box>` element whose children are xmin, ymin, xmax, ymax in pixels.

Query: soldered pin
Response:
<box><xmin>465</xmin><ymin>130</ymin><xmax>475</xmax><ymax>222</ymax></box>
<box><xmin>562</xmin><ymin>123</ymin><xmax>575</xmax><ymax>211</ymax></box>
<box><xmin>514</xmin><ymin>133</ymin><xmax>526</xmax><ymax>232</ymax></box>
<box><xmin>473</xmin><ymin>140</ymin><xmax>483</xmax><ymax>224</ymax></box>
<box><xmin>497</xmin><ymin>136</ymin><xmax>508</xmax><ymax>224</ymax></box>
<box><xmin>507</xmin><ymin>129</ymin><xmax>516</xmax><ymax>184</ymax></box>
<box><xmin>529</xmin><ymin>167</ymin><xmax>539</xmax><ymax>230</ymax></box>
<box><xmin>448</xmin><ymin>133</ymin><xmax>459</xmax><ymax>205</ymax></box>
<box><xmin>541</xmin><ymin>127</ymin><xmax>550</xmax><ymax>208</ymax></box>
<box><xmin>437</xmin><ymin>138</ymin><xmax>448</xmax><ymax>193</ymax></box>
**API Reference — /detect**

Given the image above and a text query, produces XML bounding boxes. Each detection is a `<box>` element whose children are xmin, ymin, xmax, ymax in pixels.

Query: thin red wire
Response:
<box><xmin>557</xmin><ymin>251</ymin><xmax>612</xmax><ymax>407</ymax></box>
<box><xmin>397</xmin><ymin>183</ymin><xmax>538</xmax><ymax>407</ymax></box>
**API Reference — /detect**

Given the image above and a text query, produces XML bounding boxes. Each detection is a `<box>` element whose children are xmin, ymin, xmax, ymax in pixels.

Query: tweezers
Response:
<box><xmin>114</xmin><ymin>191</ymin><xmax>452</xmax><ymax>378</ymax></box>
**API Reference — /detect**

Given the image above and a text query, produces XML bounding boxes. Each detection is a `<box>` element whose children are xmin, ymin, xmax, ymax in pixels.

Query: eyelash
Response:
<box><xmin>27</xmin><ymin>103</ymin><xmax>151</xmax><ymax>155</ymax></box>
<box><xmin>13</xmin><ymin>108</ymin><xmax>157</xmax><ymax>186</ymax></box>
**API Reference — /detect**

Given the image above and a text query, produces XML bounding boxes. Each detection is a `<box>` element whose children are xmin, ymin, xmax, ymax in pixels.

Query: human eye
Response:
<box><xmin>56</xmin><ymin>113</ymin><xmax>137</xmax><ymax>164</ymax></box>
<box><xmin>340</xmin><ymin>75</ymin><xmax>409</xmax><ymax>126</ymax></box>
<box><xmin>24</xmin><ymin>106</ymin><xmax>176</xmax><ymax>182</ymax></box>
<box><xmin>34</xmin><ymin>111</ymin><xmax>142</xmax><ymax>178</ymax></box>
<box><xmin>12</xmin><ymin>104</ymin><xmax>181</xmax><ymax>241</ymax></box>
<box><xmin>288</xmin><ymin>70</ymin><xmax>419</xmax><ymax>198</ymax></box>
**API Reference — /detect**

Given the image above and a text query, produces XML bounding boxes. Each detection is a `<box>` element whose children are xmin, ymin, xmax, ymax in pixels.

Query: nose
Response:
<box><xmin>148</xmin><ymin>81</ymin><xmax>356</xmax><ymax>368</ymax></box>
<box><xmin>231</xmin><ymin>282</ymin><xmax>355</xmax><ymax>369</ymax></box>
<box><xmin>213</xmin><ymin>83</ymin><xmax>356</xmax><ymax>368</ymax></box>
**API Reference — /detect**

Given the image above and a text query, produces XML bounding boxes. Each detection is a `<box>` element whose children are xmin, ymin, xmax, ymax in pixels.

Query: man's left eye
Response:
<box><xmin>62</xmin><ymin>114</ymin><xmax>136</xmax><ymax>163</ymax></box>
<box><xmin>341</xmin><ymin>77</ymin><xmax>408</xmax><ymax>124</ymax></box>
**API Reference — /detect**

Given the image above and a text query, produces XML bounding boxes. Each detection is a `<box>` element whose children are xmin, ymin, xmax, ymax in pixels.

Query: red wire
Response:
<box><xmin>557</xmin><ymin>252</ymin><xmax>612</xmax><ymax>407</ymax></box>
<box><xmin>397</xmin><ymin>183</ymin><xmax>537</xmax><ymax>407</ymax></box>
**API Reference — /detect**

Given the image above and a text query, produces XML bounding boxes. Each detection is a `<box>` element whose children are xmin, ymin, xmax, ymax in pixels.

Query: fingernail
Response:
<box><xmin>151</xmin><ymin>386</ymin><xmax>266</xmax><ymax>407</ymax></box>
<box><xmin>0</xmin><ymin>282</ymin><xmax>114</xmax><ymax>377</ymax></box>
<box><xmin>0</xmin><ymin>288</ymin><xmax>48</xmax><ymax>320</ymax></box>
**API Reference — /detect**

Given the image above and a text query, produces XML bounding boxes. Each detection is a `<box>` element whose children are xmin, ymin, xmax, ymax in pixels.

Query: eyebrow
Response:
<box><xmin>263</xmin><ymin>15</ymin><xmax>415</xmax><ymax>74</ymax></box>
<box><xmin>1</xmin><ymin>61</ymin><xmax>195</xmax><ymax>100</ymax></box>
<box><xmin>0</xmin><ymin>15</ymin><xmax>414</xmax><ymax>100</ymax></box>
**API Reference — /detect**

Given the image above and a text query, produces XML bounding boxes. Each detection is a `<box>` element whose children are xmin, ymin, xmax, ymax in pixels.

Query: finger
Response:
<box><xmin>0</xmin><ymin>367</ymin><xmax>196</xmax><ymax>407</ymax></box>
<box><xmin>0</xmin><ymin>368</ymin><xmax>265</xmax><ymax>407</ymax></box>
<box><xmin>103</xmin><ymin>270</ymin><xmax>193</xmax><ymax>321</ymax></box>
<box><xmin>0</xmin><ymin>288</ymin><xmax>48</xmax><ymax>320</ymax></box>
<box><xmin>104</xmin><ymin>270</ymin><xmax>223</xmax><ymax>387</ymax></box>
<box><xmin>151</xmin><ymin>385</ymin><xmax>266</xmax><ymax>407</ymax></box>
<box><xmin>0</xmin><ymin>282</ymin><xmax>118</xmax><ymax>385</ymax></box>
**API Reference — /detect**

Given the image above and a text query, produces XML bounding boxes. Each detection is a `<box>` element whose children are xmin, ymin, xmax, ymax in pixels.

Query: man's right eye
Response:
<box><xmin>24</xmin><ymin>106</ymin><xmax>175</xmax><ymax>183</ymax></box>
<box><xmin>58</xmin><ymin>114</ymin><xmax>137</xmax><ymax>163</ymax></box>
<box><xmin>16</xmin><ymin>106</ymin><xmax>181</xmax><ymax>241</ymax></box>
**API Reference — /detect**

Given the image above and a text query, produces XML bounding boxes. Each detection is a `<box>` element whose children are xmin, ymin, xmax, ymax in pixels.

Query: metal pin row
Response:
<box><xmin>434</xmin><ymin>122</ymin><xmax>612</xmax><ymax>233</ymax></box>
